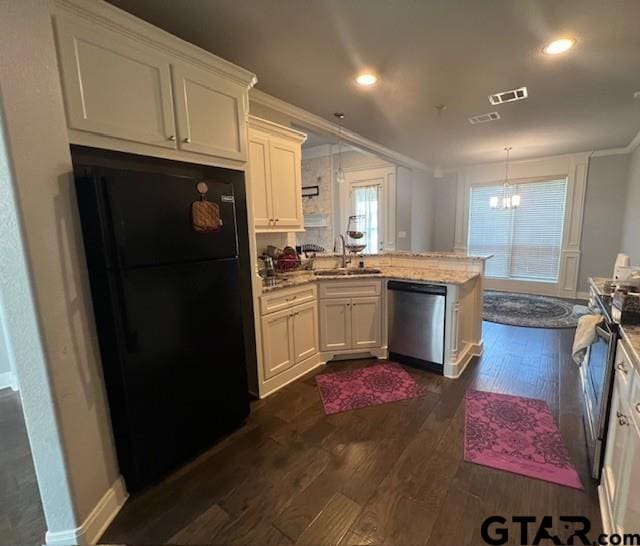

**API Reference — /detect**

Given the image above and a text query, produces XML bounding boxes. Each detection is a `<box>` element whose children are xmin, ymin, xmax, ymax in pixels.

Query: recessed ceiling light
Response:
<box><xmin>355</xmin><ymin>72</ymin><xmax>378</xmax><ymax>86</ymax></box>
<box><xmin>543</xmin><ymin>38</ymin><xmax>575</xmax><ymax>55</ymax></box>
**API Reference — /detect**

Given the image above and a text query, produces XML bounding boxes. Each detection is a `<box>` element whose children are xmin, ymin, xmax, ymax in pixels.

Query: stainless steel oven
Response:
<box><xmin>583</xmin><ymin>292</ymin><xmax>619</xmax><ymax>481</ymax></box>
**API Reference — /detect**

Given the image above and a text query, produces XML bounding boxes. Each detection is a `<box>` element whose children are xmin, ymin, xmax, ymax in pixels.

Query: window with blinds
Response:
<box><xmin>468</xmin><ymin>178</ymin><xmax>568</xmax><ymax>282</ymax></box>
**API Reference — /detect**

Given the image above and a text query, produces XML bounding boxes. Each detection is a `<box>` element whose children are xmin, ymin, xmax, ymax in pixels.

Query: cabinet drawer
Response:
<box><xmin>616</xmin><ymin>340</ymin><xmax>635</xmax><ymax>402</ymax></box>
<box><xmin>260</xmin><ymin>285</ymin><xmax>316</xmax><ymax>315</ymax></box>
<box><xmin>319</xmin><ymin>280</ymin><xmax>381</xmax><ymax>299</ymax></box>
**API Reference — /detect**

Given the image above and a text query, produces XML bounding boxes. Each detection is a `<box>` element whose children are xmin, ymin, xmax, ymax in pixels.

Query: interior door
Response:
<box><xmin>261</xmin><ymin>308</ymin><xmax>295</xmax><ymax>380</ymax></box>
<box><xmin>292</xmin><ymin>302</ymin><xmax>318</xmax><ymax>363</ymax></box>
<box><xmin>248</xmin><ymin>131</ymin><xmax>273</xmax><ymax>228</ymax></box>
<box><xmin>269</xmin><ymin>138</ymin><xmax>302</xmax><ymax>228</ymax></box>
<box><xmin>54</xmin><ymin>14</ymin><xmax>176</xmax><ymax>148</ymax></box>
<box><xmin>351</xmin><ymin>297</ymin><xmax>382</xmax><ymax>349</ymax></box>
<box><xmin>172</xmin><ymin>63</ymin><xmax>247</xmax><ymax>160</ymax></box>
<box><xmin>319</xmin><ymin>299</ymin><xmax>351</xmax><ymax>352</ymax></box>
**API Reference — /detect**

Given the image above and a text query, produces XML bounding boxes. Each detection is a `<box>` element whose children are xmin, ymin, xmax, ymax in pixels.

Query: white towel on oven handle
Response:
<box><xmin>572</xmin><ymin>313</ymin><xmax>603</xmax><ymax>366</ymax></box>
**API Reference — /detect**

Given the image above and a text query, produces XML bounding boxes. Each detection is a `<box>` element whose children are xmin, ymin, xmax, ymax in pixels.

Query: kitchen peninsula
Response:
<box><xmin>251</xmin><ymin>251</ymin><xmax>491</xmax><ymax>397</ymax></box>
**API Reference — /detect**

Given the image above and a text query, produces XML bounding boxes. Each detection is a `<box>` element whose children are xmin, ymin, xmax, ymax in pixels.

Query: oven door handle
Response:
<box><xmin>595</xmin><ymin>324</ymin><xmax>611</xmax><ymax>342</ymax></box>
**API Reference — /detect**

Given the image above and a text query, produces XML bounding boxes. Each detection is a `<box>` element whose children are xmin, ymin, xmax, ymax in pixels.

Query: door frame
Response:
<box><xmin>339</xmin><ymin>166</ymin><xmax>396</xmax><ymax>252</ymax></box>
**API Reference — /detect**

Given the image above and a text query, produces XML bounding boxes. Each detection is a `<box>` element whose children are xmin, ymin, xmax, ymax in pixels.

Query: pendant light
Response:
<box><xmin>334</xmin><ymin>112</ymin><xmax>345</xmax><ymax>184</ymax></box>
<box><xmin>490</xmin><ymin>146</ymin><xmax>521</xmax><ymax>209</ymax></box>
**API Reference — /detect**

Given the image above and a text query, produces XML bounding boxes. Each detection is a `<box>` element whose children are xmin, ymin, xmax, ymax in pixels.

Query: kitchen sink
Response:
<box><xmin>313</xmin><ymin>268</ymin><xmax>382</xmax><ymax>276</ymax></box>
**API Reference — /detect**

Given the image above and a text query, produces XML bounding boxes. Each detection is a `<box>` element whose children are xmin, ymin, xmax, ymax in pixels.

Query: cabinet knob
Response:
<box><xmin>275</xmin><ymin>218</ymin><xmax>280</xmax><ymax>223</ymax></box>
<box><xmin>635</xmin><ymin>402</ymin><xmax>640</xmax><ymax>415</ymax></box>
<box><xmin>619</xmin><ymin>415</ymin><xmax>630</xmax><ymax>426</ymax></box>
<box><xmin>616</xmin><ymin>362</ymin><xmax>628</xmax><ymax>374</ymax></box>
<box><xmin>183</xmin><ymin>137</ymin><xmax>191</xmax><ymax>143</ymax></box>
<box><xmin>168</xmin><ymin>135</ymin><xmax>176</xmax><ymax>141</ymax></box>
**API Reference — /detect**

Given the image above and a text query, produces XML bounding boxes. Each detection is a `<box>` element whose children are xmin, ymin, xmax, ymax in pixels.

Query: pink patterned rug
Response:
<box><xmin>315</xmin><ymin>363</ymin><xmax>425</xmax><ymax>415</ymax></box>
<box><xmin>464</xmin><ymin>390</ymin><xmax>582</xmax><ymax>489</ymax></box>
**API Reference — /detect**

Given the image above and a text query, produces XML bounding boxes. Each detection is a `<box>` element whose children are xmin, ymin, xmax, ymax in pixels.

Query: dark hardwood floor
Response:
<box><xmin>102</xmin><ymin>321</ymin><xmax>602</xmax><ymax>545</ymax></box>
<box><xmin>0</xmin><ymin>388</ymin><xmax>46</xmax><ymax>546</ymax></box>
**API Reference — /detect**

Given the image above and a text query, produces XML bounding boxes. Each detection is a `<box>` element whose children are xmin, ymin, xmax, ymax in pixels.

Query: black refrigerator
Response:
<box><xmin>73</xmin><ymin>151</ymin><xmax>250</xmax><ymax>492</ymax></box>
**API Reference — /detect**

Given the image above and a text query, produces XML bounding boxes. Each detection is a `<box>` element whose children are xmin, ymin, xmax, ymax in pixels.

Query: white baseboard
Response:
<box><xmin>45</xmin><ymin>476</ymin><xmax>128</xmax><ymax>545</ymax></box>
<box><xmin>444</xmin><ymin>340</ymin><xmax>483</xmax><ymax>379</ymax></box>
<box><xmin>0</xmin><ymin>371</ymin><xmax>18</xmax><ymax>391</ymax></box>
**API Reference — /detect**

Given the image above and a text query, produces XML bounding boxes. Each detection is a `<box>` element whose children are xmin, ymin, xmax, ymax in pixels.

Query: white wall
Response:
<box><xmin>396</xmin><ymin>166</ymin><xmax>413</xmax><ymax>251</ymax></box>
<box><xmin>0</xmin><ymin>1</ymin><xmax>123</xmax><ymax>541</ymax></box>
<box><xmin>621</xmin><ymin>145</ymin><xmax>640</xmax><ymax>263</ymax></box>
<box><xmin>432</xmin><ymin>173</ymin><xmax>458</xmax><ymax>251</ymax></box>
<box><xmin>578</xmin><ymin>154</ymin><xmax>630</xmax><ymax>292</ymax></box>
<box><xmin>410</xmin><ymin>170</ymin><xmax>435</xmax><ymax>252</ymax></box>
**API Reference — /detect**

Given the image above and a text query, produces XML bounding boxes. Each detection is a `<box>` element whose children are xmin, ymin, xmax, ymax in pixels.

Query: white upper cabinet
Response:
<box><xmin>52</xmin><ymin>2</ymin><xmax>256</xmax><ymax>165</ymax></box>
<box><xmin>248</xmin><ymin>133</ymin><xmax>273</xmax><ymax>227</ymax></box>
<box><xmin>171</xmin><ymin>64</ymin><xmax>247</xmax><ymax>160</ymax></box>
<box><xmin>269</xmin><ymin>137</ymin><xmax>302</xmax><ymax>228</ymax></box>
<box><xmin>54</xmin><ymin>15</ymin><xmax>176</xmax><ymax>148</ymax></box>
<box><xmin>248</xmin><ymin>117</ymin><xmax>306</xmax><ymax>232</ymax></box>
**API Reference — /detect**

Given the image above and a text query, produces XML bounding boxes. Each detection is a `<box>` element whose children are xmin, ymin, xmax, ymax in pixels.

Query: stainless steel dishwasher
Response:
<box><xmin>388</xmin><ymin>281</ymin><xmax>446</xmax><ymax>374</ymax></box>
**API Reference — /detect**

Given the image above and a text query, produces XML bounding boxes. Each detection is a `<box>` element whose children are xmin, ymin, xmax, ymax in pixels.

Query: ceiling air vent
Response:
<box><xmin>488</xmin><ymin>86</ymin><xmax>528</xmax><ymax>105</ymax></box>
<box><xmin>468</xmin><ymin>112</ymin><xmax>501</xmax><ymax>124</ymax></box>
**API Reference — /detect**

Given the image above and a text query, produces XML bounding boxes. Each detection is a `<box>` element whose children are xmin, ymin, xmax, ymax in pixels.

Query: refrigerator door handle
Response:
<box><xmin>115</xmin><ymin>246</ymin><xmax>139</xmax><ymax>353</ymax></box>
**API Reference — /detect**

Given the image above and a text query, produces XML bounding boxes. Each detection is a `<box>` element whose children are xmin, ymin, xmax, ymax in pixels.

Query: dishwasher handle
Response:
<box><xmin>387</xmin><ymin>280</ymin><xmax>447</xmax><ymax>296</ymax></box>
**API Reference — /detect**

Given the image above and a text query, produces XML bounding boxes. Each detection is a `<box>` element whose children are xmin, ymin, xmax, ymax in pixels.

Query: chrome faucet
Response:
<box><xmin>333</xmin><ymin>234</ymin><xmax>351</xmax><ymax>269</ymax></box>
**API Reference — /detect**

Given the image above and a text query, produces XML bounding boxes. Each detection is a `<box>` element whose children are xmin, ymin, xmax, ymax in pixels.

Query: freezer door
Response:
<box><xmin>388</xmin><ymin>288</ymin><xmax>446</xmax><ymax>365</ymax></box>
<box><xmin>107</xmin><ymin>258</ymin><xmax>249</xmax><ymax>490</ymax></box>
<box><xmin>100</xmin><ymin>167</ymin><xmax>239</xmax><ymax>267</ymax></box>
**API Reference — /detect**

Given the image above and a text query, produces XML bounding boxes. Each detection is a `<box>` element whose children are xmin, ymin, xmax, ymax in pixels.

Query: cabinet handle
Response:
<box><xmin>183</xmin><ymin>137</ymin><xmax>191</xmax><ymax>143</ymax></box>
<box><xmin>168</xmin><ymin>135</ymin><xmax>176</xmax><ymax>141</ymax></box>
<box><xmin>616</xmin><ymin>363</ymin><xmax>628</xmax><ymax>375</ymax></box>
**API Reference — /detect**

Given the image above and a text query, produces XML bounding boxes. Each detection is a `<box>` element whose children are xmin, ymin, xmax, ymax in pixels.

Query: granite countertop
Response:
<box><xmin>262</xmin><ymin>266</ymin><xmax>480</xmax><ymax>293</ymax></box>
<box><xmin>311</xmin><ymin>251</ymin><xmax>494</xmax><ymax>262</ymax></box>
<box><xmin>589</xmin><ymin>276</ymin><xmax>640</xmax><ymax>367</ymax></box>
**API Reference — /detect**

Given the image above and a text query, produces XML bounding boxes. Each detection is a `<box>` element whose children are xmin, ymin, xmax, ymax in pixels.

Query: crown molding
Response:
<box><xmin>248</xmin><ymin>115</ymin><xmax>307</xmax><ymax>143</ymax></box>
<box><xmin>249</xmin><ymin>89</ymin><xmax>430</xmax><ymax>173</ymax></box>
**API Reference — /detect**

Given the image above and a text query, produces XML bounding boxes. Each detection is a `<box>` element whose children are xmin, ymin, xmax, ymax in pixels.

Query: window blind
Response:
<box><xmin>468</xmin><ymin>178</ymin><xmax>568</xmax><ymax>282</ymax></box>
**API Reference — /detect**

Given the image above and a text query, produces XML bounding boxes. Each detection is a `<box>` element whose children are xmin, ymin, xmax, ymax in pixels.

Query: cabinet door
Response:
<box><xmin>54</xmin><ymin>15</ymin><xmax>176</xmax><ymax>147</ymax></box>
<box><xmin>172</xmin><ymin>63</ymin><xmax>247</xmax><ymax>161</ymax></box>
<box><xmin>261</xmin><ymin>308</ymin><xmax>294</xmax><ymax>380</ymax></box>
<box><xmin>269</xmin><ymin>138</ymin><xmax>302</xmax><ymax>228</ymax></box>
<box><xmin>603</xmin><ymin>380</ymin><xmax>631</xmax><ymax>522</ymax></box>
<box><xmin>292</xmin><ymin>302</ymin><xmax>319</xmax><ymax>363</ymax></box>
<box><xmin>351</xmin><ymin>297</ymin><xmax>382</xmax><ymax>349</ymax></box>
<box><xmin>617</xmin><ymin>420</ymin><xmax>640</xmax><ymax>533</ymax></box>
<box><xmin>248</xmin><ymin>131</ymin><xmax>273</xmax><ymax>228</ymax></box>
<box><xmin>319</xmin><ymin>299</ymin><xmax>352</xmax><ymax>352</ymax></box>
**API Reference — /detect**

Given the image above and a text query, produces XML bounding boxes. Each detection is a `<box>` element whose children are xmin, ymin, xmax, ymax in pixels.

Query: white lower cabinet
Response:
<box><xmin>319</xmin><ymin>298</ymin><xmax>352</xmax><ymax>352</ymax></box>
<box><xmin>261</xmin><ymin>294</ymin><xmax>318</xmax><ymax>381</ymax></box>
<box><xmin>319</xmin><ymin>283</ymin><xmax>382</xmax><ymax>354</ymax></box>
<box><xmin>351</xmin><ymin>297</ymin><xmax>383</xmax><ymax>349</ymax></box>
<box><xmin>601</xmin><ymin>339</ymin><xmax>640</xmax><ymax>534</ymax></box>
<box><xmin>261</xmin><ymin>307</ymin><xmax>295</xmax><ymax>380</ymax></box>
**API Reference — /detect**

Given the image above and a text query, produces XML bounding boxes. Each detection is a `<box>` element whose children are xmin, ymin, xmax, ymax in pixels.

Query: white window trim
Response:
<box><xmin>454</xmin><ymin>152</ymin><xmax>589</xmax><ymax>298</ymax></box>
<box><xmin>339</xmin><ymin>166</ymin><xmax>396</xmax><ymax>252</ymax></box>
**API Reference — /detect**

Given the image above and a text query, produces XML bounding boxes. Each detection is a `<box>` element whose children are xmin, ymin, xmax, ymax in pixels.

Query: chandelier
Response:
<box><xmin>490</xmin><ymin>146</ymin><xmax>521</xmax><ymax>209</ymax></box>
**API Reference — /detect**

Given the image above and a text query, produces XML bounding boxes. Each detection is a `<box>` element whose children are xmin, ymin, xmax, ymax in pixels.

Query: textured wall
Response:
<box><xmin>296</xmin><ymin>155</ymin><xmax>333</xmax><ymax>251</ymax></box>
